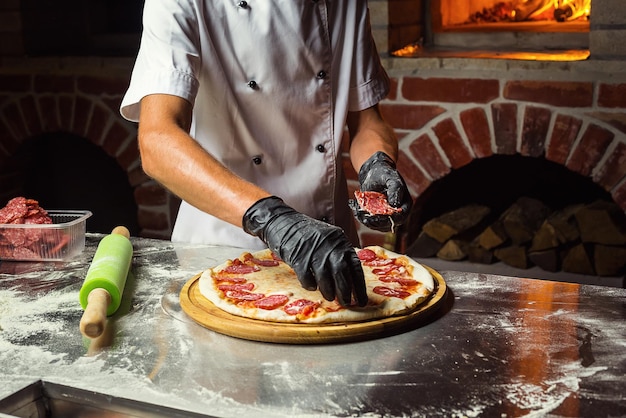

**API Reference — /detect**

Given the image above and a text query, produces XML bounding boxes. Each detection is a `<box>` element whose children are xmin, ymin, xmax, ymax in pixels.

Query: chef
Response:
<box><xmin>120</xmin><ymin>1</ymin><xmax>412</xmax><ymax>306</ymax></box>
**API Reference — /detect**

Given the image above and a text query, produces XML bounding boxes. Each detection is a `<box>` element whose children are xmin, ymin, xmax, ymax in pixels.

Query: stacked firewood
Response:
<box><xmin>407</xmin><ymin>197</ymin><xmax>626</xmax><ymax>277</ymax></box>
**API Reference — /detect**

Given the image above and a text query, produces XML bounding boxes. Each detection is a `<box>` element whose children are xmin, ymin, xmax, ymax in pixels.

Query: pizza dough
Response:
<box><xmin>198</xmin><ymin>246</ymin><xmax>434</xmax><ymax>324</ymax></box>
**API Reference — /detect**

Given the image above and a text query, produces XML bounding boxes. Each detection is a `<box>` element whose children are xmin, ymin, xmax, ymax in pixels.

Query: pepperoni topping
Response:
<box><xmin>357</xmin><ymin>248</ymin><xmax>377</xmax><ymax>262</ymax></box>
<box><xmin>224</xmin><ymin>290</ymin><xmax>265</xmax><ymax>301</ymax></box>
<box><xmin>364</xmin><ymin>257</ymin><xmax>395</xmax><ymax>267</ymax></box>
<box><xmin>250</xmin><ymin>258</ymin><xmax>280</xmax><ymax>267</ymax></box>
<box><xmin>378</xmin><ymin>276</ymin><xmax>419</xmax><ymax>286</ymax></box>
<box><xmin>283</xmin><ymin>299</ymin><xmax>319</xmax><ymax>316</ymax></box>
<box><xmin>371</xmin><ymin>264</ymin><xmax>401</xmax><ymax>275</ymax></box>
<box><xmin>354</xmin><ymin>191</ymin><xmax>402</xmax><ymax>215</ymax></box>
<box><xmin>218</xmin><ymin>283</ymin><xmax>255</xmax><ymax>292</ymax></box>
<box><xmin>240</xmin><ymin>252</ymin><xmax>280</xmax><ymax>267</ymax></box>
<box><xmin>223</xmin><ymin>263</ymin><xmax>260</xmax><ymax>274</ymax></box>
<box><xmin>254</xmin><ymin>294</ymin><xmax>290</xmax><ymax>310</ymax></box>
<box><xmin>373</xmin><ymin>286</ymin><xmax>411</xmax><ymax>299</ymax></box>
<box><xmin>213</xmin><ymin>275</ymin><xmax>248</xmax><ymax>284</ymax></box>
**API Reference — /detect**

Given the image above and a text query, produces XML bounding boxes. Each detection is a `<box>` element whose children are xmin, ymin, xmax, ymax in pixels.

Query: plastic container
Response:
<box><xmin>0</xmin><ymin>210</ymin><xmax>92</xmax><ymax>261</ymax></box>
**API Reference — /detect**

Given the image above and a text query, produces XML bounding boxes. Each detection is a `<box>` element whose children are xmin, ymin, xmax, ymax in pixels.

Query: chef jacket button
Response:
<box><xmin>238</xmin><ymin>1</ymin><xmax>248</xmax><ymax>9</ymax></box>
<box><xmin>247</xmin><ymin>80</ymin><xmax>258</xmax><ymax>90</ymax></box>
<box><xmin>252</xmin><ymin>156</ymin><xmax>262</xmax><ymax>165</ymax></box>
<box><xmin>317</xmin><ymin>70</ymin><xmax>327</xmax><ymax>79</ymax></box>
<box><xmin>316</xmin><ymin>144</ymin><xmax>326</xmax><ymax>153</ymax></box>
<box><xmin>320</xmin><ymin>217</ymin><xmax>328</xmax><ymax>223</ymax></box>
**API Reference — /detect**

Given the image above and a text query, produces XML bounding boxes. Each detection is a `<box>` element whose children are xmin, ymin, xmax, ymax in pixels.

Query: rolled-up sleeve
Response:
<box><xmin>120</xmin><ymin>0</ymin><xmax>201</xmax><ymax>122</ymax></box>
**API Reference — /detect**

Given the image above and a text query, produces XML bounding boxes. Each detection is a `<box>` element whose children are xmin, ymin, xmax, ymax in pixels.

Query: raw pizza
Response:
<box><xmin>198</xmin><ymin>246</ymin><xmax>435</xmax><ymax>324</ymax></box>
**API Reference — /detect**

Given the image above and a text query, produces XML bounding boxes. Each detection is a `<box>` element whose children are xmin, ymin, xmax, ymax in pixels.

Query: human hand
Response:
<box><xmin>349</xmin><ymin>151</ymin><xmax>412</xmax><ymax>232</ymax></box>
<box><xmin>242</xmin><ymin>196</ymin><xmax>367</xmax><ymax>306</ymax></box>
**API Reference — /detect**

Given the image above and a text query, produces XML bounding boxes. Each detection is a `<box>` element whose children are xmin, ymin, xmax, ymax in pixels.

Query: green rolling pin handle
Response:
<box><xmin>79</xmin><ymin>226</ymin><xmax>132</xmax><ymax>339</ymax></box>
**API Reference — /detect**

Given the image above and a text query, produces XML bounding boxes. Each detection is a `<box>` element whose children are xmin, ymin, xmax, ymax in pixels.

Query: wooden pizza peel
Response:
<box><xmin>179</xmin><ymin>265</ymin><xmax>448</xmax><ymax>344</ymax></box>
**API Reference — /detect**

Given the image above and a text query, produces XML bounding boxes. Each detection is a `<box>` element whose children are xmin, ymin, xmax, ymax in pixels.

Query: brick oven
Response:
<box><xmin>0</xmin><ymin>1</ymin><xmax>624</xmax><ymax>280</ymax></box>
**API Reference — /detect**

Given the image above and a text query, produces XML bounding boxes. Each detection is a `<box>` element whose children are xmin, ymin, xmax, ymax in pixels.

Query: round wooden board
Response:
<box><xmin>179</xmin><ymin>265</ymin><xmax>447</xmax><ymax>344</ymax></box>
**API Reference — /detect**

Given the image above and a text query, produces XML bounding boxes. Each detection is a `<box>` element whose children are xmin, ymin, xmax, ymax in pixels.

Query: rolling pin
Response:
<box><xmin>79</xmin><ymin>226</ymin><xmax>133</xmax><ymax>339</ymax></box>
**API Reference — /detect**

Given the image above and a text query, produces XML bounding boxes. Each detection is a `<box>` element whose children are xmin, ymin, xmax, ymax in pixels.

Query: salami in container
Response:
<box><xmin>0</xmin><ymin>210</ymin><xmax>92</xmax><ymax>261</ymax></box>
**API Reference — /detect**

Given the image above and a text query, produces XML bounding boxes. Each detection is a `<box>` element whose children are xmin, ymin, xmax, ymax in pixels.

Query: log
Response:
<box><xmin>501</xmin><ymin>197</ymin><xmax>551</xmax><ymax>245</ymax></box>
<box><xmin>494</xmin><ymin>245</ymin><xmax>531</xmax><ymax>269</ymax></box>
<box><xmin>466</xmin><ymin>240</ymin><xmax>496</xmax><ymax>264</ymax></box>
<box><xmin>478</xmin><ymin>220</ymin><xmax>508</xmax><ymax>250</ymax></box>
<box><xmin>593</xmin><ymin>244</ymin><xmax>626</xmax><ymax>276</ymax></box>
<box><xmin>436</xmin><ymin>239</ymin><xmax>467</xmax><ymax>261</ymax></box>
<box><xmin>528</xmin><ymin>248</ymin><xmax>560</xmax><ymax>272</ymax></box>
<box><xmin>406</xmin><ymin>231</ymin><xmax>443</xmax><ymax>258</ymax></box>
<box><xmin>422</xmin><ymin>204</ymin><xmax>491</xmax><ymax>243</ymax></box>
<box><xmin>549</xmin><ymin>203</ymin><xmax>582</xmax><ymax>243</ymax></box>
<box><xmin>561</xmin><ymin>243</ymin><xmax>595</xmax><ymax>275</ymax></box>
<box><xmin>575</xmin><ymin>200</ymin><xmax>626</xmax><ymax>245</ymax></box>
<box><xmin>530</xmin><ymin>204</ymin><xmax>582</xmax><ymax>252</ymax></box>
<box><xmin>529</xmin><ymin>220</ymin><xmax>560</xmax><ymax>252</ymax></box>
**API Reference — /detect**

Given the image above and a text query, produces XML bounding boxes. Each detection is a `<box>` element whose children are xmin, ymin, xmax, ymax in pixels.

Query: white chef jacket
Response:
<box><xmin>120</xmin><ymin>0</ymin><xmax>390</xmax><ymax>249</ymax></box>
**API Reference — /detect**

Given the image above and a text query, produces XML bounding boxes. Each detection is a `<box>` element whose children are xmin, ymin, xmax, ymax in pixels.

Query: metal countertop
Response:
<box><xmin>1</xmin><ymin>234</ymin><xmax>624</xmax><ymax>417</ymax></box>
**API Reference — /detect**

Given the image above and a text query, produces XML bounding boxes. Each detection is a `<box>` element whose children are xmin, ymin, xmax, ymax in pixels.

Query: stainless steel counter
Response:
<box><xmin>1</xmin><ymin>234</ymin><xmax>625</xmax><ymax>417</ymax></box>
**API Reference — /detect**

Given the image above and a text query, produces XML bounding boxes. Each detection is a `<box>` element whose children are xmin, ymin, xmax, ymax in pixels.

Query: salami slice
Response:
<box><xmin>284</xmin><ymin>299</ymin><xmax>319</xmax><ymax>316</ymax></box>
<box><xmin>254</xmin><ymin>294</ymin><xmax>290</xmax><ymax>310</ymax></box>
<box><xmin>354</xmin><ymin>191</ymin><xmax>402</xmax><ymax>215</ymax></box>
<box><xmin>373</xmin><ymin>286</ymin><xmax>411</xmax><ymax>299</ymax></box>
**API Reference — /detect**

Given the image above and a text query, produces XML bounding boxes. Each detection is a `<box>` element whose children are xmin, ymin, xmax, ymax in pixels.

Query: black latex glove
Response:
<box><xmin>349</xmin><ymin>151</ymin><xmax>412</xmax><ymax>232</ymax></box>
<box><xmin>242</xmin><ymin>196</ymin><xmax>367</xmax><ymax>307</ymax></box>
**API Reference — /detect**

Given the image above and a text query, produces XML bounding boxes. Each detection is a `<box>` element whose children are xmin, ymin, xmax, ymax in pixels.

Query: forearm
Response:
<box><xmin>347</xmin><ymin>105</ymin><xmax>398</xmax><ymax>171</ymax></box>
<box><xmin>138</xmin><ymin>95</ymin><xmax>269</xmax><ymax>227</ymax></box>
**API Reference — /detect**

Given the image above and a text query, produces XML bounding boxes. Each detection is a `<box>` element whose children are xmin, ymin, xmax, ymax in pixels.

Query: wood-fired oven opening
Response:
<box><xmin>398</xmin><ymin>154</ymin><xmax>626</xmax><ymax>279</ymax></box>
<box><xmin>391</xmin><ymin>0</ymin><xmax>591</xmax><ymax>60</ymax></box>
<box><xmin>0</xmin><ymin>133</ymin><xmax>140</xmax><ymax>235</ymax></box>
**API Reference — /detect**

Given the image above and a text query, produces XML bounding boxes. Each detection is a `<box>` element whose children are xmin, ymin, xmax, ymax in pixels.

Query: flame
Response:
<box><xmin>515</xmin><ymin>0</ymin><xmax>591</xmax><ymax>22</ymax></box>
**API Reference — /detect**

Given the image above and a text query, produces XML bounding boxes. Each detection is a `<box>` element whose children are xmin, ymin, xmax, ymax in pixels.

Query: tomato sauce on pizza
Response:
<box><xmin>198</xmin><ymin>246</ymin><xmax>435</xmax><ymax>324</ymax></box>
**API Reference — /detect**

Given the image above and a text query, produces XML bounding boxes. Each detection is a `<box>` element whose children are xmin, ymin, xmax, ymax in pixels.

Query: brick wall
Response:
<box><xmin>1</xmin><ymin>1</ymin><xmax>625</xmax><ymax>248</ymax></box>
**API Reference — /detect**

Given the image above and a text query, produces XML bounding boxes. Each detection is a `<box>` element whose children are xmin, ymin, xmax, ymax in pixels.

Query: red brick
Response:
<box><xmin>101</xmin><ymin>119</ymin><xmax>129</xmax><ymax>158</ymax></box>
<box><xmin>407</xmin><ymin>133</ymin><xmax>450</xmax><ymax>180</ymax></box>
<box><xmin>386</xmin><ymin>77</ymin><xmax>399</xmax><ymax>101</ymax></box>
<box><xmin>58</xmin><ymin>95</ymin><xmax>75</xmax><ymax>129</ymax></box>
<box><xmin>402</xmin><ymin>77</ymin><xmax>500</xmax><ymax>103</ymax></box>
<box><xmin>0</xmin><ymin>74</ymin><xmax>31</xmax><ymax>93</ymax></box>
<box><xmin>397</xmin><ymin>150</ymin><xmax>432</xmax><ymax>195</ymax></box>
<box><xmin>0</xmin><ymin>126</ymin><xmax>19</xmax><ymax>155</ymax></box>
<box><xmin>432</xmin><ymin>118</ymin><xmax>473</xmax><ymax>169</ymax></box>
<box><xmin>504</xmin><ymin>80</ymin><xmax>593</xmax><ymax>107</ymax></box>
<box><xmin>491</xmin><ymin>103</ymin><xmax>517</xmax><ymax>155</ymax></box>
<box><xmin>34</xmin><ymin>74</ymin><xmax>74</xmax><ymax>94</ymax></box>
<box><xmin>597</xmin><ymin>83</ymin><xmax>626</xmax><ymax>108</ymax></box>
<box><xmin>128</xmin><ymin>165</ymin><xmax>151</xmax><ymax>188</ymax></box>
<box><xmin>611</xmin><ymin>181</ymin><xmax>626</xmax><ymax>212</ymax></box>
<box><xmin>134</xmin><ymin>183</ymin><xmax>168</xmax><ymax>206</ymax></box>
<box><xmin>566</xmin><ymin>124</ymin><xmax>615</xmax><ymax>177</ymax></box>
<box><xmin>37</xmin><ymin>95</ymin><xmax>60</xmax><ymax>132</ymax></box>
<box><xmin>72</xmin><ymin>96</ymin><xmax>92</xmax><ymax>137</ymax></box>
<box><xmin>460</xmin><ymin>107</ymin><xmax>492</xmax><ymax>158</ymax></box>
<box><xmin>588</xmin><ymin>111</ymin><xmax>626</xmax><ymax>135</ymax></box>
<box><xmin>87</xmin><ymin>104</ymin><xmax>111</xmax><ymax>147</ymax></box>
<box><xmin>77</xmin><ymin>75</ymin><xmax>129</xmax><ymax>96</ymax></box>
<box><xmin>18</xmin><ymin>95</ymin><xmax>41</xmax><ymax>137</ymax></box>
<box><xmin>118</xmin><ymin>138</ymin><xmax>141</xmax><ymax>173</ymax></box>
<box><xmin>380</xmin><ymin>103</ymin><xmax>446</xmax><ymax>130</ymax></box>
<box><xmin>137</xmin><ymin>207</ymin><xmax>169</xmax><ymax>230</ymax></box>
<box><xmin>3</xmin><ymin>101</ymin><xmax>28</xmax><ymax>141</ymax></box>
<box><xmin>520</xmin><ymin>106</ymin><xmax>552</xmax><ymax>158</ymax></box>
<box><xmin>593</xmin><ymin>142</ymin><xmax>626</xmax><ymax>191</ymax></box>
<box><xmin>546</xmin><ymin>114</ymin><xmax>582</xmax><ymax>164</ymax></box>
